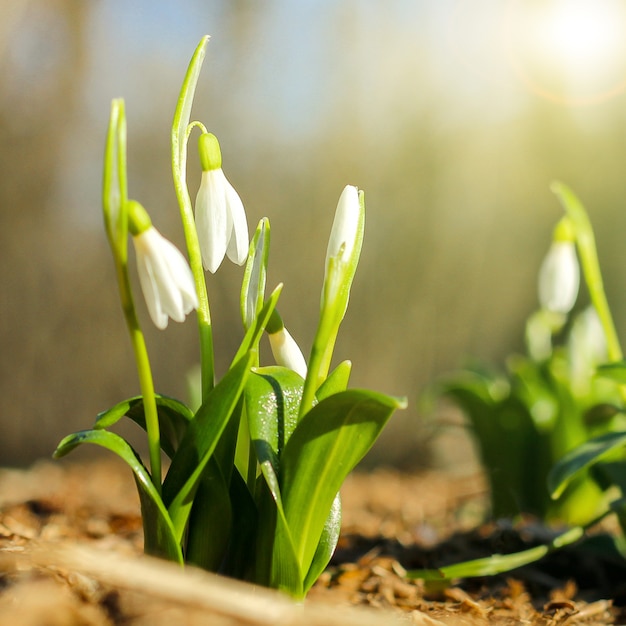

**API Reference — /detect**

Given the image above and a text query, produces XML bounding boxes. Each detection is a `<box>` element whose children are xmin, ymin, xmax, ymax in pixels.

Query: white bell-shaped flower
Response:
<box><xmin>268</xmin><ymin>326</ymin><xmax>308</xmax><ymax>379</ymax></box>
<box><xmin>195</xmin><ymin>133</ymin><xmax>249</xmax><ymax>273</ymax></box>
<box><xmin>129</xmin><ymin>201</ymin><xmax>198</xmax><ymax>330</ymax></box>
<box><xmin>538</xmin><ymin>219</ymin><xmax>580</xmax><ymax>315</ymax></box>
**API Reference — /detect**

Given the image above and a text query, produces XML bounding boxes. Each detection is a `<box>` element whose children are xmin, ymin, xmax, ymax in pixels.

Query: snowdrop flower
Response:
<box><xmin>266</xmin><ymin>311</ymin><xmax>307</xmax><ymax>378</ymax></box>
<box><xmin>128</xmin><ymin>200</ymin><xmax>198</xmax><ymax>330</ymax></box>
<box><xmin>195</xmin><ymin>133</ymin><xmax>249</xmax><ymax>273</ymax></box>
<box><xmin>538</xmin><ymin>218</ymin><xmax>580</xmax><ymax>314</ymax></box>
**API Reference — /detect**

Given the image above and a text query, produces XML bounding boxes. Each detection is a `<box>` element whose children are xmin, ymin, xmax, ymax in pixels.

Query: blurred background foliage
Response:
<box><xmin>3</xmin><ymin>0</ymin><xmax>626</xmax><ymax>467</ymax></box>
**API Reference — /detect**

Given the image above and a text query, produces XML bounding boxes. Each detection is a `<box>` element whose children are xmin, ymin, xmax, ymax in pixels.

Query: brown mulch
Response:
<box><xmin>0</xmin><ymin>458</ymin><xmax>622</xmax><ymax>625</ymax></box>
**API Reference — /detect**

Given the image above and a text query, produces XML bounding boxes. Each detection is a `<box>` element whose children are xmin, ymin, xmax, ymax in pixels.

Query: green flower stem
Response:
<box><xmin>552</xmin><ymin>182</ymin><xmax>626</xmax><ymax>401</ymax></box>
<box><xmin>103</xmin><ymin>100</ymin><xmax>161</xmax><ymax>493</ymax></box>
<box><xmin>299</xmin><ymin>307</ymin><xmax>340</xmax><ymax>418</ymax></box>
<box><xmin>171</xmin><ymin>36</ymin><xmax>214</xmax><ymax>399</ymax></box>
<box><xmin>117</xmin><ymin>260</ymin><xmax>162</xmax><ymax>494</ymax></box>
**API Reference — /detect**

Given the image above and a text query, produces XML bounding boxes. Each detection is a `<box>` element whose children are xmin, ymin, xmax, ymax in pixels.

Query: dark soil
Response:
<box><xmin>0</xmin><ymin>458</ymin><xmax>623</xmax><ymax>625</ymax></box>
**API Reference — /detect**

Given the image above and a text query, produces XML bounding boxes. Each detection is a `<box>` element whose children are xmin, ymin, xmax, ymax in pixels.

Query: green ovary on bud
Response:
<box><xmin>129</xmin><ymin>200</ymin><xmax>198</xmax><ymax>329</ymax></box>
<box><xmin>127</xmin><ymin>199</ymin><xmax>153</xmax><ymax>236</ymax></box>
<box><xmin>198</xmin><ymin>132</ymin><xmax>222</xmax><ymax>172</ymax></box>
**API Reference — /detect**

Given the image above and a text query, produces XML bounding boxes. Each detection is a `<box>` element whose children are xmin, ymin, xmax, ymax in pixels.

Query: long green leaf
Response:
<box><xmin>246</xmin><ymin>366</ymin><xmax>304</xmax><ymax>461</ymax></box>
<box><xmin>95</xmin><ymin>394</ymin><xmax>193</xmax><ymax>458</ymax></box>
<box><xmin>232</xmin><ymin>284</ymin><xmax>282</xmax><ymax>365</ymax></box>
<box><xmin>53</xmin><ymin>429</ymin><xmax>181</xmax><ymax>562</ymax></box>
<box><xmin>597</xmin><ymin>361</ymin><xmax>626</xmax><ymax>384</ymax></box>
<box><xmin>162</xmin><ymin>351</ymin><xmax>255</xmax><ymax>540</ymax></box>
<box><xmin>244</xmin><ymin>367</ymin><xmax>303</xmax><ymax>594</ymax></box>
<box><xmin>281</xmin><ymin>390</ymin><xmax>406</xmax><ymax>576</ymax></box>
<box><xmin>185</xmin><ymin>458</ymin><xmax>232</xmax><ymax>571</ymax></box>
<box><xmin>303</xmin><ymin>492</ymin><xmax>341</xmax><ymax>593</ymax></box>
<box><xmin>407</xmin><ymin>526</ymin><xmax>584</xmax><ymax>581</ymax></box>
<box><xmin>548</xmin><ymin>430</ymin><xmax>626</xmax><ymax>498</ymax></box>
<box><xmin>315</xmin><ymin>360</ymin><xmax>352</xmax><ymax>403</ymax></box>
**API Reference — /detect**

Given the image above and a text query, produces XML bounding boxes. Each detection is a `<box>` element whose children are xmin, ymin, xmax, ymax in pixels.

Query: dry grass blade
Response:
<box><xmin>24</xmin><ymin>541</ymin><xmax>432</xmax><ymax>626</ymax></box>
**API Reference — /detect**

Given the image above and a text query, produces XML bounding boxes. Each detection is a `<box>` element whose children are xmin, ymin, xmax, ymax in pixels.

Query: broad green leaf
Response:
<box><xmin>271</xmin><ymin>506</ymin><xmax>303</xmax><ymax>597</ymax></box>
<box><xmin>252</xmin><ymin>476</ymin><xmax>302</xmax><ymax>596</ymax></box>
<box><xmin>443</xmin><ymin>379</ymin><xmax>549</xmax><ymax>519</ymax></box>
<box><xmin>303</xmin><ymin>492</ymin><xmax>341</xmax><ymax>593</ymax></box>
<box><xmin>597</xmin><ymin>362</ymin><xmax>626</xmax><ymax>384</ymax></box>
<box><xmin>315</xmin><ymin>360</ymin><xmax>352</xmax><ymax>402</ymax></box>
<box><xmin>53</xmin><ymin>429</ymin><xmax>181</xmax><ymax>562</ymax></box>
<box><xmin>184</xmin><ymin>458</ymin><xmax>232</xmax><ymax>571</ymax></box>
<box><xmin>548</xmin><ymin>430</ymin><xmax>626</xmax><ymax>499</ymax></box>
<box><xmin>407</xmin><ymin>526</ymin><xmax>584</xmax><ymax>581</ymax></box>
<box><xmin>591</xmin><ymin>460</ymin><xmax>626</xmax><ymax>493</ymax></box>
<box><xmin>244</xmin><ymin>366</ymin><xmax>304</xmax><ymax>595</ymax></box>
<box><xmin>281</xmin><ymin>389</ymin><xmax>406</xmax><ymax>576</ymax></box>
<box><xmin>162</xmin><ymin>351</ymin><xmax>255</xmax><ymax>540</ymax></box>
<box><xmin>95</xmin><ymin>394</ymin><xmax>193</xmax><ymax>458</ymax></box>
<box><xmin>246</xmin><ymin>366</ymin><xmax>304</xmax><ymax>462</ymax></box>
<box><xmin>222</xmin><ymin>468</ymin><xmax>258</xmax><ymax>580</ymax></box>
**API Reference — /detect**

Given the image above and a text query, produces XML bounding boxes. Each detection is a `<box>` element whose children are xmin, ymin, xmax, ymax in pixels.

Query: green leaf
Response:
<box><xmin>246</xmin><ymin>366</ymin><xmax>304</xmax><ymax>462</ymax></box>
<box><xmin>232</xmin><ymin>285</ymin><xmax>282</xmax><ymax>366</ymax></box>
<box><xmin>162</xmin><ymin>351</ymin><xmax>255</xmax><ymax>541</ymax></box>
<box><xmin>241</xmin><ymin>218</ymin><xmax>270</xmax><ymax>330</ymax></box>
<box><xmin>548</xmin><ymin>430</ymin><xmax>626</xmax><ymax>499</ymax></box>
<box><xmin>221</xmin><ymin>468</ymin><xmax>258</xmax><ymax>580</ymax></box>
<box><xmin>184</xmin><ymin>457</ymin><xmax>232</xmax><ymax>571</ymax></box>
<box><xmin>95</xmin><ymin>394</ymin><xmax>193</xmax><ymax>458</ymax></box>
<box><xmin>597</xmin><ymin>361</ymin><xmax>626</xmax><ymax>384</ymax></box>
<box><xmin>303</xmin><ymin>492</ymin><xmax>341</xmax><ymax>593</ymax></box>
<box><xmin>591</xmin><ymin>461</ymin><xmax>626</xmax><ymax>493</ymax></box>
<box><xmin>53</xmin><ymin>429</ymin><xmax>181</xmax><ymax>562</ymax></box>
<box><xmin>315</xmin><ymin>360</ymin><xmax>352</xmax><ymax>402</ymax></box>
<box><xmin>407</xmin><ymin>526</ymin><xmax>584</xmax><ymax>581</ymax></box>
<box><xmin>244</xmin><ymin>366</ymin><xmax>303</xmax><ymax>594</ymax></box>
<box><xmin>281</xmin><ymin>390</ymin><xmax>406</xmax><ymax>577</ymax></box>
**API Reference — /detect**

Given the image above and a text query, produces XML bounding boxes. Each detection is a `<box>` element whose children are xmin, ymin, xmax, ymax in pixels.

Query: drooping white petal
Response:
<box><xmin>135</xmin><ymin>243</ymin><xmax>169</xmax><ymax>329</ymax></box>
<box><xmin>268</xmin><ymin>328</ymin><xmax>308</xmax><ymax>378</ymax></box>
<box><xmin>132</xmin><ymin>227</ymin><xmax>198</xmax><ymax>330</ymax></box>
<box><xmin>325</xmin><ymin>185</ymin><xmax>360</xmax><ymax>269</ymax></box>
<box><xmin>224</xmin><ymin>178</ymin><xmax>249</xmax><ymax>265</ymax></box>
<box><xmin>195</xmin><ymin>169</ymin><xmax>230</xmax><ymax>273</ymax></box>
<box><xmin>538</xmin><ymin>241</ymin><xmax>580</xmax><ymax>314</ymax></box>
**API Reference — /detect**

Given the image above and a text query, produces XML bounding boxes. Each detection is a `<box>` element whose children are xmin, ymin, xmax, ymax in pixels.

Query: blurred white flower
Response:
<box><xmin>538</xmin><ymin>241</ymin><xmax>580</xmax><ymax>314</ymax></box>
<box><xmin>268</xmin><ymin>327</ymin><xmax>308</xmax><ymax>378</ymax></box>
<box><xmin>569</xmin><ymin>306</ymin><xmax>608</xmax><ymax>391</ymax></box>
<box><xmin>195</xmin><ymin>133</ymin><xmax>249</xmax><ymax>273</ymax></box>
<box><xmin>132</xmin><ymin>227</ymin><xmax>198</xmax><ymax>329</ymax></box>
